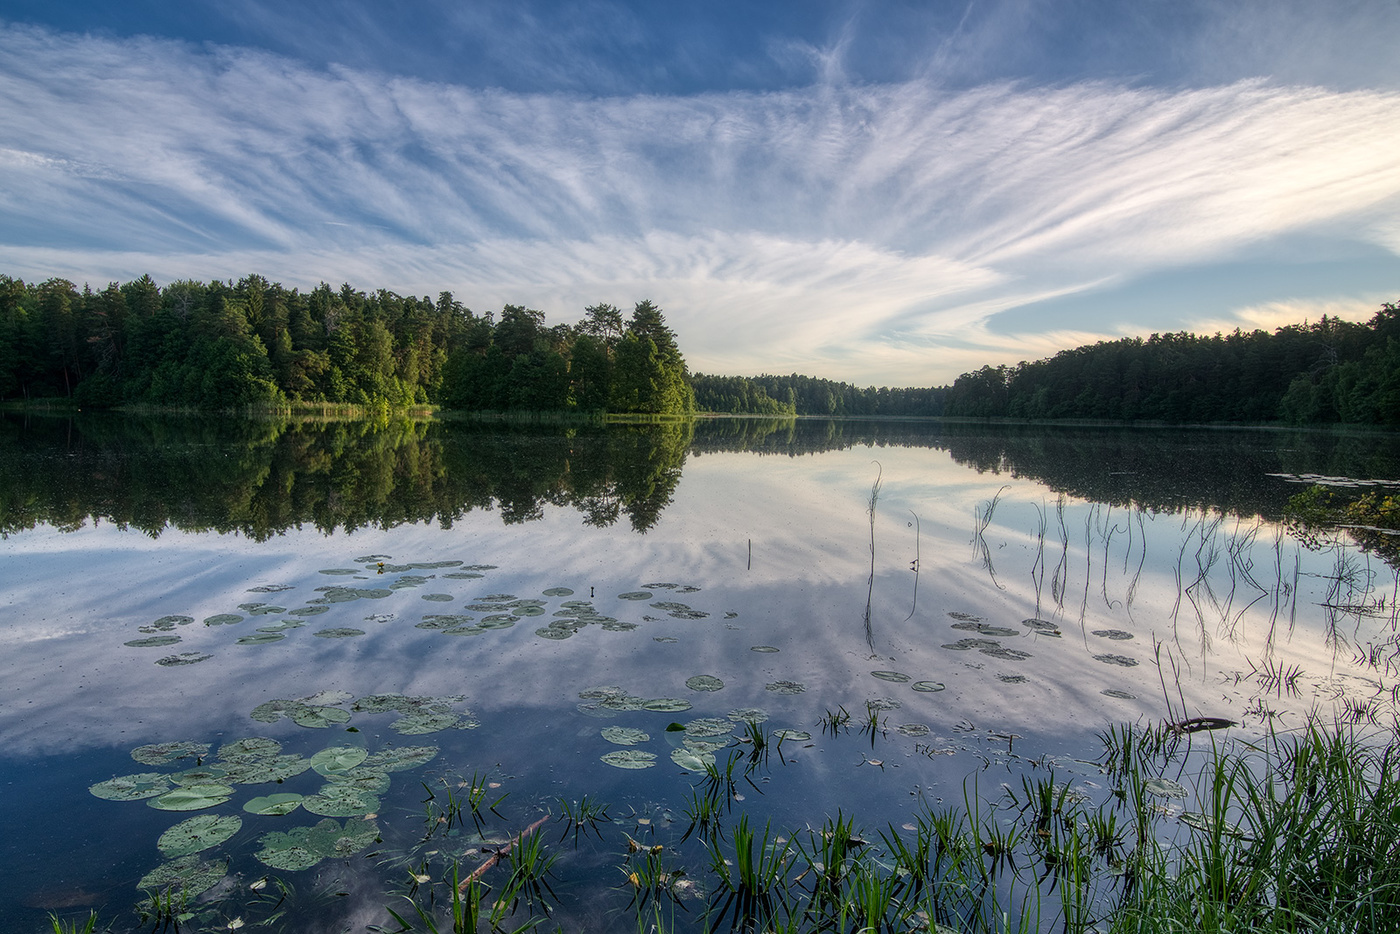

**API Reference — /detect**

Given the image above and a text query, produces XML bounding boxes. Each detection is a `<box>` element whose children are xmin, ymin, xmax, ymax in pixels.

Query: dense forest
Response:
<box><xmin>941</xmin><ymin>306</ymin><xmax>1400</xmax><ymax>426</ymax></box>
<box><xmin>0</xmin><ymin>275</ymin><xmax>693</xmax><ymax>415</ymax></box>
<box><xmin>1</xmin><ymin>272</ymin><xmax>1395</xmax><ymax>426</ymax></box>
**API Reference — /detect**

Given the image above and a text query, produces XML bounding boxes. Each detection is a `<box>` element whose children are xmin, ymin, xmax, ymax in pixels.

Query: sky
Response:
<box><xmin>2</xmin><ymin>0</ymin><xmax>1399</xmax><ymax>386</ymax></box>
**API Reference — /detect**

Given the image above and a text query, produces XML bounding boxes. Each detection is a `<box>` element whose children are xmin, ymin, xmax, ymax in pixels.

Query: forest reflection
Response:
<box><xmin>3</xmin><ymin>413</ymin><xmax>1396</xmax><ymax>541</ymax></box>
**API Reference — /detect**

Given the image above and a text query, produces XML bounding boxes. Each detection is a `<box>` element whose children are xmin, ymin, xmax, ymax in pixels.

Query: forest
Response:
<box><xmin>1</xmin><ymin>272</ymin><xmax>1395</xmax><ymax>426</ymax></box>
<box><xmin>0</xmin><ymin>275</ymin><xmax>693</xmax><ymax>415</ymax></box>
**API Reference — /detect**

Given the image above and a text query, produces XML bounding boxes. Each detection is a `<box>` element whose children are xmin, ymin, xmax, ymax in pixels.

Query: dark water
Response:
<box><xmin>3</xmin><ymin>413</ymin><xmax>1398</xmax><ymax>932</ymax></box>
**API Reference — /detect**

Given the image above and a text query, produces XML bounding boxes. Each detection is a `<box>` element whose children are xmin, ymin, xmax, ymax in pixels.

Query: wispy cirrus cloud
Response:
<box><xmin>1</xmin><ymin>23</ymin><xmax>1398</xmax><ymax>384</ymax></box>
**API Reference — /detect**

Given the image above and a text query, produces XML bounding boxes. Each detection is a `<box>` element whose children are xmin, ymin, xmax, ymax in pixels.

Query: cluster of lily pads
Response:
<box><xmin>250</xmin><ymin>689</ymin><xmax>480</xmax><ymax>735</ymax></box>
<box><xmin>89</xmin><ymin>728</ymin><xmax>443</xmax><ymax>897</ymax></box>
<box><xmin>933</xmin><ymin>611</ymin><xmax>1142</xmax><ymax>695</ymax></box>
<box><xmin>123</xmin><ymin>557</ymin><xmax>739</xmax><ymax>665</ymax></box>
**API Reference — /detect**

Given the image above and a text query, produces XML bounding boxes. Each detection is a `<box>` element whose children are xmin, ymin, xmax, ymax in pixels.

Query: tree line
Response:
<box><xmin>0</xmin><ymin>274</ymin><xmax>694</xmax><ymax>415</ymax></box>
<box><xmin>941</xmin><ymin>306</ymin><xmax>1400</xmax><ymax>426</ymax></box>
<box><xmin>2</xmin><ymin>272</ymin><xmax>1394</xmax><ymax>426</ymax></box>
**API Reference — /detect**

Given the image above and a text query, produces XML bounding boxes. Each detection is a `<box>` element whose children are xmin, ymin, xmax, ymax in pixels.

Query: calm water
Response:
<box><xmin>2</xmin><ymin>414</ymin><xmax>1398</xmax><ymax>932</ymax></box>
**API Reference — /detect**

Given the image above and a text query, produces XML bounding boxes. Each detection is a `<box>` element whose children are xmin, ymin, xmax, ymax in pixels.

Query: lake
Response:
<box><xmin>3</xmin><ymin>413</ymin><xmax>1398</xmax><ymax>933</ymax></box>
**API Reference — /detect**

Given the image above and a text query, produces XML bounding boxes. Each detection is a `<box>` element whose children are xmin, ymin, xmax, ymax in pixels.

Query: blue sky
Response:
<box><xmin>2</xmin><ymin>1</ymin><xmax>1399</xmax><ymax>385</ymax></box>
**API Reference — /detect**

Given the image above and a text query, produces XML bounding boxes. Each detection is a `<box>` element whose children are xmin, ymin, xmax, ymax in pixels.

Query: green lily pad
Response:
<box><xmin>750</xmin><ymin>645</ymin><xmax>779</xmax><ymax>653</ymax></box>
<box><xmin>237</xmin><ymin>632</ymin><xmax>286</xmax><ymax>645</ymax></box>
<box><xmin>1092</xmin><ymin>630</ymin><xmax>1135</xmax><ymax>641</ymax></box>
<box><xmin>155</xmin><ymin>652</ymin><xmax>213</xmax><ymax>667</ymax></box>
<box><xmin>684</xmin><ymin>718</ymin><xmax>734</xmax><ymax>737</ymax></box>
<box><xmin>600</xmin><ymin>749</ymin><xmax>657</xmax><ymax>769</ymax></box>
<box><xmin>147</xmin><ymin>615</ymin><xmax>195</xmax><ymax>630</ymax></box>
<box><xmin>896</xmin><ymin>724</ymin><xmax>931</xmax><ymax>737</ymax></box>
<box><xmin>543</xmin><ymin>587</ymin><xmax>574</xmax><ymax>597</ymax></box>
<box><xmin>601</xmin><ymin>726</ymin><xmax>650</xmax><ymax>746</ymax></box>
<box><xmin>765</xmin><ymin>680</ymin><xmax>805</xmax><ymax>695</ymax></box>
<box><xmin>391</xmin><ymin>713</ymin><xmax>462</xmax><ymax>735</ymax></box>
<box><xmin>422</xmin><ymin>594</ymin><xmax>454</xmax><ymax>602</ymax></box>
<box><xmin>1094</xmin><ymin>654</ymin><xmax>1139</xmax><ymax>667</ymax></box>
<box><xmin>325</xmin><ymin>768</ymin><xmax>392</xmax><ymax>796</ymax></box>
<box><xmin>911</xmin><ymin>681</ymin><xmax>946</xmax><ymax>692</ymax></box>
<box><xmin>302</xmin><ymin>785</ymin><xmax>379</xmax><ymax>817</ymax></box>
<box><xmin>125</xmin><ymin>635</ymin><xmax>182</xmax><ymax>648</ymax></box>
<box><xmin>319</xmin><ymin>569</ymin><xmax>361</xmax><ymax>576</ymax></box>
<box><xmin>204</xmin><ymin>614</ymin><xmax>243</xmax><ymax>626</ymax></box>
<box><xmin>311</xmin><ymin>746</ymin><xmax>369</xmax><ymax>776</ymax></box>
<box><xmin>245</xmin><ymin>605</ymin><xmax>287</xmax><ymax>615</ymax></box>
<box><xmin>618</xmin><ymin>592</ymin><xmax>653</xmax><ymax>601</ymax></box>
<box><xmin>1145</xmin><ymin>777</ymin><xmax>1188</xmax><ymax>799</ymax></box>
<box><xmin>359</xmin><ymin>745</ymin><xmax>439</xmax><ymax>772</ymax></box>
<box><xmin>685</xmin><ymin>675</ymin><xmax>725</xmax><ymax>692</ymax></box>
<box><xmin>131</xmin><ymin>741</ymin><xmax>210</xmax><ymax>766</ymax></box>
<box><xmin>443</xmin><ymin>572</ymin><xmax>485</xmax><ymax>579</ymax></box>
<box><xmin>158</xmin><ymin>814</ymin><xmax>242</xmax><ymax>857</ymax></box>
<box><xmin>137</xmin><ymin>854</ymin><xmax>227</xmax><ymax>896</ymax></box>
<box><xmin>148</xmin><ymin>783</ymin><xmax>235</xmax><ymax>811</ymax></box>
<box><xmin>218</xmin><ymin>737</ymin><xmax>281</xmax><ymax>759</ymax></box>
<box><xmin>291</xmin><ymin>605</ymin><xmax>331</xmax><ymax>616</ymax></box>
<box><xmin>871</xmin><ymin>670</ymin><xmax>911</xmax><ymax>683</ymax></box>
<box><xmin>169</xmin><ymin>766</ymin><xmax>230</xmax><ymax>786</ymax></box>
<box><xmin>312</xmin><ymin>628</ymin><xmax>365</xmax><ymax>639</ymax></box>
<box><xmin>1101</xmin><ymin>689</ymin><xmax>1137</xmax><ymax>699</ymax></box>
<box><xmin>290</xmin><ymin>705</ymin><xmax>352</xmax><ymax>729</ymax></box>
<box><xmin>219</xmin><ymin>754</ymin><xmax>311</xmax><ymax>785</ymax></box>
<box><xmin>728</xmin><ymin>708</ymin><xmax>769</xmax><ymax>724</ymax></box>
<box><xmin>90</xmin><ymin>772</ymin><xmax>172</xmax><ymax>801</ymax></box>
<box><xmin>643</xmin><ymin>697</ymin><xmax>693</xmax><ymax>712</ymax></box>
<box><xmin>670</xmin><ymin>748</ymin><xmax>715</xmax><ymax>771</ymax></box>
<box><xmin>773</xmin><ymin>729</ymin><xmax>811</xmax><ymax>742</ymax></box>
<box><xmin>243</xmin><ymin>793</ymin><xmax>304</xmax><ymax>816</ymax></box>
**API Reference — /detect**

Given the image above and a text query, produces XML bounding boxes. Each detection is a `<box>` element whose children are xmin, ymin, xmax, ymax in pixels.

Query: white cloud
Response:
<box><xmin>1</xmin><ymin>24</ymin><xmax>1399</xmax><ymax>384</ymax></box>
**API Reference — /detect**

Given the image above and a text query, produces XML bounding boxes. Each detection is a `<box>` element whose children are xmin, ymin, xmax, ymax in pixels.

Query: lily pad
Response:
<box><xmin>1094</xmin><ymin>654</ymin><xmax>1139</xmax><ymax>667</ymax></box>
<box><xmin>126</xmin><ymin>635</ymin><xmax>182</xmax><ymax>648</ymax></box>
<box><xmin>1101</xmin><ymin>689</ymin><xmax>1137</xmax><ymax>699</ymax></box>
<box><xmin>312</xmin><ymin>628</ymin><xmax>366</xmax><ymax>639</ymax></box>
<box><xmin>422</xmin><ymin>594</ymin><xmax>454</xmax><ymax>602</ymax></box>
<box><xmin>600</xmin><ymin>749</ymin><xmax>657</xmax><ymax>769</ymax></box>
<box><xmin>236</xmin><ymin>633</ymin><xmax>286</xmax><ymax>645</ymax></box>
<box><xmin>360</xmin><ymin>745</ymin><xmax>439</xmax><ymax>772</ymax></box>
<box><xmin>750</xmin><ymin>645</ymin><xmax>779</xmax><ymax>653</ymax></box>
<box><xmin>158</xmin><ymin>814</ymin><xmax>243</xmax><ymax>857</ymax></box>
<box><xmin>685</xmin><ymin>675</ymin><xmax>725</xmax><ymax>692</ymax></box>
<box><xmin>155</xmin><ymin>652</ymin><xmax>213</xmax><ymax>667</ymax></box>
<box><xmin>319</xmin><ymin>568</ymin><xmax>361</xmax><ymax>576</ymax></box>
<box><xmin>132</xmin><ymin>741</ymin><xmax>210</xmax><ymax>766</ymax></box>
<box><xmin>765</xmin><ymin>680</ymin><xmax>805</xmax><ymax>695</ymax></box>
<box><xmin>137</xmin><ymin>854</ymin><xmax>227</xmax><ymax>896</ymax></box>
<box><xmin>642</xmin><ymin>697</ymin><xmax>693</xmax><ymax>713</ymax></box>
<box><xmin>601</xmin><ymin>726</ymin><xmax>650</xmax><ymax>746</ymax></box>
<box><xmin>670</xmin><ymin>748</ymin><xmax>715</xmax><ymax>771</ymax></box>
<box><xmin>291</xmin><ymin>605</ymin><xmax>331</xmax><ymax>617</ymax></box>
<box><xmin>684</xmin><ymin>718</ymin><xmax>734</xmax><ymax>738</ymax></box>
<box><xmin>1144</xmin><ymin>777</ymin><xmax>1189</xmax><ymax>799</ymax></box>
<box><xmin>148</xmin><ymin>783</ymin><xmax>235</xmax><ymax>811</ymax></box>
<box><xmin>980</xmin><ymin>647</ymin><xmax>1032</xmax><ymax>661</ymax></box>
<box><xmin>773</xmin><ymin>729</ymin><xmax>811</xmax><ymax>742</ymax></box>
<box><xmin>218</xmin><ymin>737</ymin><xmax>281</xmax><ymax>759</ymax></box>
<box><xmin>219</xmin><ymin>754</ymin><xmax>311</xmax><ymax>785</ymax></box>
<box><xmin>90</xmin><ymin>772</ymin><xmax>171</xmax><ymax>801</ymax></box>
<box><xmin>896</xmin><ymin>724</ymin><xmax>931</xmax><ymax>737</ymax></box>
<box><xmin>310</xmin><ymin>746</ymin><xmax>369</xmax><ymax>776</ymax></box>
<box><xmin>301</xmin><ymin>785</ymin><xmax>379</xmax><ymax>817</ymax></box>
<box><xmin>203</xmin><ymin>614</ymin><xmax>243</xmax><ymax>626</ymax></box>
<box><xmin>243</xmin><ymin>793</ymin><xmax>305</xmax><ymax>816</ymax></box>
<box><xmin>542</xmin><ymin>587</ymin><xmax>574</xmax><ymax>597</ymax></box>
<box><xmin>911</xmin><ymin>681</ymin><xmax>946</xmax><ymax>693</ymax></box>
<box><xmin>871</xmin><ymin>670</ymin><xmax>911</xmax><ymax>683</ymax></box>
<box><xmin>391</xmin><ymin>713</ymin><xmax>463</xmax><ymax>735</ymax></box>
<box><xmin>618</xmin><ymin>591</ymin><xmax>653</xmax><ymax>601</ymax></box>
<box><xmin>727</xmin><ymin>707</ymin><xmax>769</xmax><ymax>724</ymax></box>
<box><xmin>1092</xmin><ymin>630</ymin><xmax>1135</xmax><ymax>641</ymax></box>
<box><xmin>147</xmin><ymin>615</ymin><xmax>195</xmax><ymax>630</ymax></box>
<box><xmin>290</xmin><ymin>705</ymin><xmax>352</xmax><ymax>729</ymax></box>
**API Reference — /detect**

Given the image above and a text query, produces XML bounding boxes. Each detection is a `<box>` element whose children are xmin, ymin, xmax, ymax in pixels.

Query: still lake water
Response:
<box><xmin>2</xmin><ymin>414</ymin><xmax>1398</xmax><ymax>932</ymax></box>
